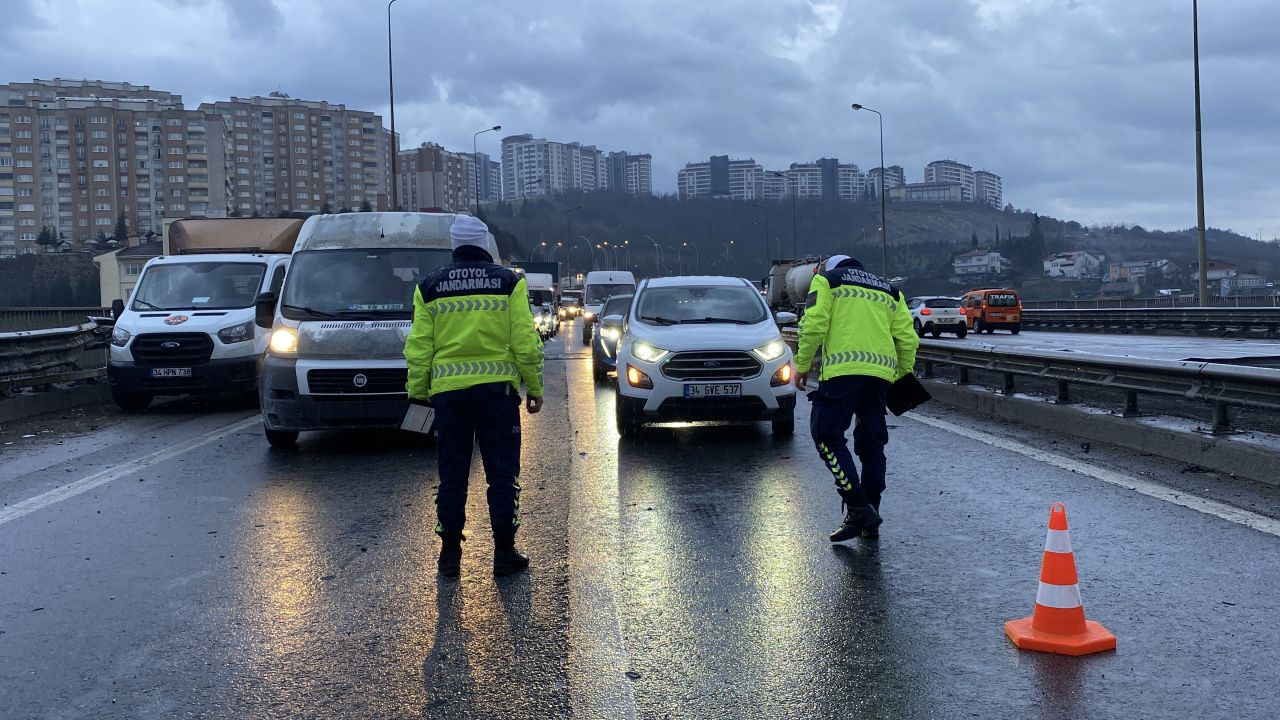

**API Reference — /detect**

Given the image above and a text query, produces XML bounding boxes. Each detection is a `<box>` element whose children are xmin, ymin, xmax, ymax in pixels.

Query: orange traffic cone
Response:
<box><xmin>1005</xmin><ymin>502</ymin><xmax>1116</xmax><ymax>656</ymax></box>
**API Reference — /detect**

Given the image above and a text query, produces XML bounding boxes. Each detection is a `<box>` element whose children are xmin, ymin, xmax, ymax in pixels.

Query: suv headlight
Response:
<box><xmin>631</xmin><ymin>341</ymin><xmax>670</xmax><ymax>363</ymax></box>
<box><xmin>110</xmin><ymin>326</ymin><xmax>131</xmax><ymax>347</ymax></box>
<box><xmin>752</xmin><ymin>339</ymin><xmax>787</xmax><ymax>362</ymax></box>
<box><xmin>600</xmin><ymin>326</ymin><xmax>621</xmax><ymax>342</ymax></box>
<box><xmin>217</xmin><ymin>320</ymin><xmax>254</xmax><ymax>344</ymax></box>
<box><xmin>269</xmin><ymin>327</ymin><xmax>299</xmax><ymax>355</ymax></box>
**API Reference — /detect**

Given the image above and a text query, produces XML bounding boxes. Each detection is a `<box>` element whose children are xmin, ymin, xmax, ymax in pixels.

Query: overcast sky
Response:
<box><xmin>4</xmin><ymin>0</ymin><xmax>1276</xmax><ymax>236</ymax></box>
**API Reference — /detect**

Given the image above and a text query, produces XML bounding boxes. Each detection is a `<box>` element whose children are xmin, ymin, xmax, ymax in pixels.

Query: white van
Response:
<box><xmin>525</xmin><ymin>272</ymin><xmax>558</xmax><ymax>339</ymax></box>
<box><xmin>581</xmin><ymin>270</ymin><xmax>636</xmax><ymax>345</ymax></box>
<box><xmin>107</xmin><ymin>218</ymin><xmax>300</xmax><ymax>411</ymax></box>
<box><xmin>255</xmin><ymin>212</ymin><xmax>498</xmax><ymax>448</ymax></box>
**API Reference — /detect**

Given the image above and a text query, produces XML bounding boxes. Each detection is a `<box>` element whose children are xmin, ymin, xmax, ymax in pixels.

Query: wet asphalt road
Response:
<box><xmin>3</xmin><ymin>319</ymin><xmax>1280</xmax><ymax>719</ymax></box>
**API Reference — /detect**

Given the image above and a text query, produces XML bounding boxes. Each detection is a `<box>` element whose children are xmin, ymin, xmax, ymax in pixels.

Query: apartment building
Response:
<box><xmin>397</xmin><ymin>143</ymin><xmax>468</xmax><ymax>212</ymax></box>
<box><xmin>502</xmin><ymin>134</ymin><xmax>615</xmax><ymax>199</ymax></box>
<box><xmin>974</xmin><ymin>170</ymin><xmax>1002</xmax><ymax>208</ymax></box>
<box><xmin>760</xmin><ymin>170</ymin><xmax>786</xmax><ymax>200</ymax></box>
<box><xmin>461</xmin><ymin>151</ymin><xmax>501</xmax><ymax>204</ymax></box>
<box><xmin>924</xmin><ymin>160</ymin><xmax>975</xmax><ymax>202</ymax></box>
<box><xmin>888</xmin><ymin>181</ymin><xmax>964</xmax><ymax>203</ymax></box>
<box><xmin>782</xmin><ymin>158</ymin><xmax>863</xmax><ymax>201</ymax></box>
<box><xmin>1</xmin><ymin>78</ymin><xmax>229</xmax><ymax>256</ymax></box>
<box><xmin>677</xmin><ymin>155</ymin><xmax>764</xmax><ymax>200</ymax></box>
<box><xmin>605</xmin><ymin>151</ymin><xmax>653</xmax><ymax>197</ymax></box>
<box><xmin>198</xmin><ymin>94</ymin><xmax>392</xmax><ymax>215</ymax></box>
<box><xmin>864</xmin><ymin>165</ymin><xmax>905</xmax><ymax>197</ymax></box>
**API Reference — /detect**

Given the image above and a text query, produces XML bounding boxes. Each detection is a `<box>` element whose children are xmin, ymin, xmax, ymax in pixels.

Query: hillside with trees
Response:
<box><xmin>479</xmin><ymin>192</ymin><xmax>1280</xmax><ymax>299</ymax></box>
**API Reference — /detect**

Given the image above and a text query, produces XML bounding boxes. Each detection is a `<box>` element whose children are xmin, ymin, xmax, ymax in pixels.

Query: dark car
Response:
<box><xmin>591</xmin><ymin>293</ymin><xmax>633</xmax><ymax>382</ymax></box>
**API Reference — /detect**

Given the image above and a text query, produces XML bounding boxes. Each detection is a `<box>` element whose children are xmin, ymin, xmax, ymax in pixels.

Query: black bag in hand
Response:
<box><xmin>887</xmin><ymin>373</ymin><xmax>931</xmax><ymax>416</ymax></box>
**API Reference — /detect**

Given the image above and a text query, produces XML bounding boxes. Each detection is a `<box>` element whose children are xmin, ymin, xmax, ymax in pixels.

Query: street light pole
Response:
<box><xmin>752</xmin><ymin>203</ymin><xmax>770</xmax><ymax>268</ymax></box>
<box><xmin>666</xmin><ymin>244</ymin><xmax>683</xmax><ymax>274</ymax></box>
<box><xmin>386</xmin><ymin>0</ymin><xmax>399</xmax><ymax>211</ymax></box>
<box><xmin>682</xmin><ymin>242</ymin><xmax>700</xmax><ymax>272</ymax></box>
<box><xmin>1193</xmin><ymin>0</ymin><xmax>1210</xmax><ymax>305</ymax></box>
<box><xmin>472</xmin><ymin>125</ymin><xmax>501</xmax><ymax>215</ymax></box>
<box><xmin>770</xmin><ymin>171</ymin><xmax>798</xmax><ymax>257</ymax></box>
<box><xmin>852</xmin><ymin>103</ymin><xmax>888</xmax><ymax>277</ymax></box>
<box><xmin>643</xmin><ymin>234</ymin><xmax>664</xmax><ymax>274</ymax></box>
<box><xmin>565</xmin><ymin>205</ymin><xmax>582</xmax><ymax>271</ymax></box>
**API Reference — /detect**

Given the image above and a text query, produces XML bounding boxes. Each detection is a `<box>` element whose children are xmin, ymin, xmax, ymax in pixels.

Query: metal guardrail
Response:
<box><xmin>0</xmin><ymin>307</ymin><xmax>113</xmax><ymax>332</ymax></box>
<box><xmin>1021</xmin><ymin>307</ymin><xmax>1280</xmax><ymax>336</ymax></box>
<box><xmin>1023</xmin><ymin>296</ymin><xmax>1280</xmax><ymax>309</ymax></box>
<box><xmin>779</xmin><ymin>327</ymin><xmax>1280</xmax><ymax>433</ymax></box>
<box><xmin>0</xmin><ymin>322</ymin><xmax>109</xmax><ymax>394</ymax></box>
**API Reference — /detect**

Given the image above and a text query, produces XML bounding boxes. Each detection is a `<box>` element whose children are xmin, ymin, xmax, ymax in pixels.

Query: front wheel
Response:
<box><xmin>913</xmin><ymin>319</ymin><xmax>923</xmax><ymax>337</ymax></box>
<box><xmin>616</xmin><ymin>398</ymin><xmax>642</xmax><ymax>438</ymax></box>
<box><xmin>112</xmin><ymin>390</ymin><xmax>152</xmax><ymax>413</ymax></box>
<box><xmin>1010</xmin><ymin>325</ymin><xmax>1021</xmax><ymax>335</ymax></box>
<box><xmin>955</xmin><ymin>325</ymin><xmax>968</xmax><ymax>339</ymax></box>
<box><xmin>581</xmin><ymin>325</ymin><xmax>592</xmax><ymax>346</ymax></box>
<box><xmin>592</xmin><ymin>361</ymin><xmax>609</xmax><ymax>383</ymax></box>
<box><xmin>264</xmin><ymin>427</ymin><xmax>299</xmax><ymax>449</ymax></box>
<box><xmin>771</xmin><ymin>414</ymin><xmax>795</xmax><ymax>437</ymax></box>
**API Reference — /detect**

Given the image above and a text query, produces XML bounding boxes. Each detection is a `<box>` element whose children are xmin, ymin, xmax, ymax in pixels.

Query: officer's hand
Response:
<box><xmin>526</xmin><ymin>395</ymin><xmax>543</xmax><ymax>414</ymax></box>
<box><xmin>795</xmin><ymin>372</ymin><xmax>808</xmax><ymax>391</ymax></box>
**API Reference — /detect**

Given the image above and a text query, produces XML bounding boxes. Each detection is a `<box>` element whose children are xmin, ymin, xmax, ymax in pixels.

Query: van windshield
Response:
<box><xmin>131</xmin><ymin>262</ymin><xmax>266</xmax><ymax>311</ymax></box>
<box><xmin>586</xmin><ymin>283</ymin><xmax>634</xmax><ymax>304</ymax></box>
<box><xmin>281</xmin><ymin>248</ymin><xmax>453</xmax><ymax>319</ymax></box>
<box><xmin>987</xmin><ymin>293</ymin><xmax>1019</xmax><ymax>307</ymax></box>
<box><xmin>530</xmin><ymin>289</ymin><xmax>556</xmax><ymax>305</ymax></box>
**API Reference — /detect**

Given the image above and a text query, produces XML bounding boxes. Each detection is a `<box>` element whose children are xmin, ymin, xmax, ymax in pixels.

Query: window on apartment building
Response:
<box><xmin>167</xmin><ymin>147</ymin><xmax>183</xmax><ymax>155</ymax></box>
<box><xmin>92</xmin><ymin>173</ymin><xmax>108</xmax><ymax>181</ymax></box>
<box><xmin>167</xmin><ymin>175</ymin><xmax>184</xmax><ymax>183</ymax></box>
<box><xmin>236</xmin><ymin>179</ymin><xmax>249</xmax><ymax>186</ymax></box>
<box><xmin>20</xmin><ymin>232</ymin><xmax>36</xmax><ymax>241</ymax></box>
<box><xmin>89</xmin><ymin>116</ymin><xmax>106</xmax><ymax>124</ymax></box>
<box><xmin>166</xmin><ymin>160</ymin><xmax>183</xmax><ymax>169</ymax></box>
<box><xmin>92</xmin><ymin>160</ymin><xmax>109</xmax><ymax>168</ymax></box>
<box><xmin>15</xmin><ymin>144</ymin><xmax>31</xmax><ymax>153</ymax></box>
<box><xmin>295</xmin><ymin>170</ymin><xmax>307</xmax><ymax>177</ymax></box>
<box><xmin>170</xmin><ymin>189</ymin><xmax>183</xmax><ymax>197</ymax></box>
<box><xmin>234</xmin><ymin>121</ymin><xmax>248</xmax><ymax>128</ymax></box>
<box><xmin>118</xmin><ymin>161</ymin><xmax>128</xmax><ymax>171</ymax></box>
<box><xmin>94</xmin><ymin>203</ymin><xmax>111</xmax><ymax>211</ymax></box>
<box><xmin>170</xmin><ymin>203</ymin><xmax>185</xmax><ymax>211</ymax></box>
<box><xmin>19</xmin><ymin>218</ymin><xmax>37</xmax><ymax>226</ymax></box>
<box><xmin>17</xmin><ymin>188</ymin><xmax>32</xmax><ymax>197</ymax></box>
<box><xmin>95</xmin><ymin>217</ymin><xmax>111</xmax><ymax>226</ymax></box>
<box><xmin>15</xmin><ymin>115</ymin><xmax>31</xmax><ymax>124</ymax></box>
<box><xmin>188</xmin><ymin>145</ymin><xmax>206</xmax><ymax>153</ymax></box>
<box><xmin>90</xmin><ymin>130</ymin><xmax>107</xmax><ymax>139</ymax></box>
<box><xmin>166</xmin><ymin>118</ymin><xmax>182</xmax><ymax>126</ymax></box>
<box><xmin>14</xmin><ymin>130</ymin><xmax>32</xmax><ymax>139</ymax></box>
<box><xmin>167</xmin><ymin>133</ymin><xmax>182</xmax><ymax>141</ymax></box>
<box><xmin>295</xmin><ymin>181</ymin><xmax>307</xmax><ymax>188</ymax></box>
<box><xmin>236</xmin><ymin>144</ymin><xmax>248</xmax><ymax>151</ymax></box>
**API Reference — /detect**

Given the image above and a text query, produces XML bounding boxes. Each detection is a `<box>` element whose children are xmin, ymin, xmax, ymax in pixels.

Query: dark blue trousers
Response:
<box><xmin>809</xmin><ymin>374</ymin><xmax>890</xmax><ymax>510</ymax></box>
<box><xmin>432</xmin><ymin>382</ymin><xmax>522</xmax><ymax>541</ymax></box>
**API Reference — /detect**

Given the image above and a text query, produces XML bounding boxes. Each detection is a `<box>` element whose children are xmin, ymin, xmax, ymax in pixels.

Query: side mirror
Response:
<box><xmin>601</xmin><ymin>314</ymin><xmax>624</xmax><ymax>328</ymax></box>
<box><xmin>775</xmin><ymin>311</ymin><xmax>798</xmax><ymax>326</ymax></box>
<box><xmin>111</xmin><ymin>298</ymin><xmax>125</xmax><ymax>319</ymax></box>
<box><xmin>255</xmin><ymin>291</ymin><xmax>278</xmax><ymax>329</ymax></box>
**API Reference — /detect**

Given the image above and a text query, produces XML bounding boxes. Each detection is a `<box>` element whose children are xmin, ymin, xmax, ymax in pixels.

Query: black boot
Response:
<box><xmin>829</xmin><ymin>504</ymin><xmax>882</xmax><ymax>543</ymax></box>
<box><xmin>493</xmin><ymin>548</ymin><xmax>530</xmax><ymax>576</ymax></box>
<box><xmin>438</xmin><ymin>533</ymin><xmax>463</xmax><ymax>577</ymax></box>
<box><xmin>863</xmin><ymin>499</ymin><xmax>881</xmax><ymax>539</ymax></box>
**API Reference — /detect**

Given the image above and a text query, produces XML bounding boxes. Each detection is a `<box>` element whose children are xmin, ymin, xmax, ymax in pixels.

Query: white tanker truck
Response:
<box><xmin>764</xmin><ymin>257</ymin><xmax>824</xmax><ymax>312</ymax></box>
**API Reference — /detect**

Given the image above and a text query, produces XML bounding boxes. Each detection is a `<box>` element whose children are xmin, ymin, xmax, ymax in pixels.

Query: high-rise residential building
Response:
<box><xmin>760</xmin><ymin>171</ymin><xmax>787</xmax><ymax>200</ymax></box>
<box><xmin>888</xmin><ymin>181</ymin><xmax>965</xmax><ymax>203</ymax></box>
<box><xmin>924</xmin><ymin>160</ymin><xmax>976</xmax><ymax>202</ymax></box>
<box><xmin>677</xmin><ymin>155</ymin><xmax>764</xmax><ymax>200</ymax></box>
<box><xmin>501</xmin><ymin>134</ymin><xmax>617</xmax><ymax>199</ymax></box>
<box><xmin>974</xmin><ymin>170</ymin><xmax>1002</xmax><ymax>208</ymax></box>
<box><xmin>461</xmin><ymin>151</ymin><xmax>501</xmax><ymax>204</ymax></box>
<box><xmin>198</xmin><ymin>94</ymin><xmax>393</xmax><ymax>216</ymax></box>
<box><xmin>865</xmin><ymin>165</ymin><xmax>905</xmax><ymax>197</ymax></box>
<box><xmin>605</xmin><ymin>151</ymin><xmax>653</xmax><ymax>196</ymax></box>
<box><xmin>782</xmin><ymin>158</ymin><xmax>863</xmax><ymax>201</ymax></box>
<box><xmin>1</xmin><ymin>78</ymin><xmax>230</xmax><ymax>256</ymax></box>
<box><xmin>397</xmin><ymin>143</ymin><xmax>468</xmax><ymax>212</ymax></box>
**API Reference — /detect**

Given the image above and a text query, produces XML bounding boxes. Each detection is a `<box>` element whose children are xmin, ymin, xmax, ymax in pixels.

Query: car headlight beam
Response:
<box><xmin>630</xmin><ymin>341</ymin><xmax>670</xmax><ymax>364</ymax></box>
<box><xmin>269</xmin><ymin>327</ymin><xmax>299</xmax><ymax>355</ymax></box>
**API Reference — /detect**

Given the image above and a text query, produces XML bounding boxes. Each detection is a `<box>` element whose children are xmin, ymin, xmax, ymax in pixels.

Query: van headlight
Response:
<box><xmin>631</xmin><ymin>341</ymin><xmax>670</xmax><ymax>363</ymax></box>
<box><xmin>110</xmin><ymin>326</ymin><xmax>131</xmax><ymax>347</ymax></box>
<box><xmin>752</xmin><ymin>339</ymin><xmax>787</xmax><ymax>362</ymax></box>
<box><xmin>217</xmin><ymin>320</ymin><xmax>254</xmax><ymax>344</ymax></box>
<box><xmin>269</xmin><ymin>327</ymin><xmax>299</xmax><ymax>355</ymax></box>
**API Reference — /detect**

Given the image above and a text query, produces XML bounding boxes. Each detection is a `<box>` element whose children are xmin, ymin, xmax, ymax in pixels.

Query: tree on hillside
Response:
<box><xmin>970</xmin><ymin>230</ymin><xmax>979</xmax><ymax>250</ymax></box>
<box><xmin>359</xmin><ymin>199</ymin><xmax>373</xmax><ymax>212</ymax></box>
<box><xmin>319</xmin><ymin>201</ymin><xmax>333</xmax><ymax>214</ymax></box>
<box><xmin>229</xmin><ymin>207</ymin><xmax>242</xmax><ymax>217</ymax></box>
<box><xmin>114</xmin><ymin>214</ymin><xmax>129</xmax><ymax>244</ymax></box>
<box><xmin>36</xmin><ymin>226</ymin><xmax>57</xmax><ymax>251</ymax></box>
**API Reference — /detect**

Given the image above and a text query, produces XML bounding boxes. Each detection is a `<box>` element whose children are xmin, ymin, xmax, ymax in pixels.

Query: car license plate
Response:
<box><xmin>149</xmin><ymin>367</ymin><xmax>192</xmax><ymax>378</ymax></box>
<box><xmin>989</xmin><ymin>313</ymin><xmax>1004</xmax><ymax>319</ymax></box>
<box><xmin>683</xmin><ymin>383</ymin><xmax>741</xmax><ymax>399</ymax></box>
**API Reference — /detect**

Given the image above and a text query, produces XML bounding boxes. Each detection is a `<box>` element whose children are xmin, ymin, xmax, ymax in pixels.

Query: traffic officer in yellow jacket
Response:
<box><xmin>404</xmin><ymin>215</ymin><xmax>544</xmax><ymax>577</ymax></box>
<box><xmin>794</xmin><ymin>254</ymin><xmax>919</xmax><ymax>541</ymax></box>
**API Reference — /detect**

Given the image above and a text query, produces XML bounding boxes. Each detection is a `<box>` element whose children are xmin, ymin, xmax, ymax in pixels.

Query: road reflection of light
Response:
<box><xmin>242</xmin><ymin>481</ymin><xmax>321</xmax><ymax>664</ymax></box>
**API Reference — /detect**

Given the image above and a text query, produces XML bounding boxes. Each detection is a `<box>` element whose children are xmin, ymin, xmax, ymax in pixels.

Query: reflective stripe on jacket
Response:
<box><xmin>404</xmin><ymin>247</ymin><xmax>544</xmax><ymax>398</ymax></box>
<box><xmin>794</xmin><ymin>264</ymin><xmax>919</xmax><ymax>382</ymax></box>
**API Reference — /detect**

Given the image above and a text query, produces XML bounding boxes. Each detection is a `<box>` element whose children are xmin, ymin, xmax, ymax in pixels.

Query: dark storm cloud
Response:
<box><xmin>1</xmin><ymin>0</ymin><xmax>1276</xmax><ymax>234</ymax></box>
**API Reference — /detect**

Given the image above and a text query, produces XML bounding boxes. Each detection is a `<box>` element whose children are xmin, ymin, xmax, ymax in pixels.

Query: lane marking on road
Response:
<box><xmin>0</xmin><ymin>416</ymin><xmax>260</xmax><ymax>528</ymax></box>
<box><xmin>908</xmin><ymin>412</ymin><xmax>1280</xmax><ymax>539</ymax></box>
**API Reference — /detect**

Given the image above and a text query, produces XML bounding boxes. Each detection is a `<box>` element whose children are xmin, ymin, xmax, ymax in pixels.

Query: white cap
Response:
<box><xmin>450</xmin><ymin>215</ymin><xmax>490</xmax><ymax>251</ymax></box>
<box><xmin>824</xmin><ymin>254</ymin><xmax>852</xmax><ymax>271</ymax></box>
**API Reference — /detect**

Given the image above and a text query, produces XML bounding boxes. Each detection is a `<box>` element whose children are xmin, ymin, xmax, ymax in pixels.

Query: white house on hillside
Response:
<box><xmin>1043</xmin><ymin>250</ymin><xmax>1105</xmax><ymax>279</ymax></box>
<box><xmin>953</xmin><ymin>249</ymin><xmax>1010</xmax><ymax>276</ymax></box>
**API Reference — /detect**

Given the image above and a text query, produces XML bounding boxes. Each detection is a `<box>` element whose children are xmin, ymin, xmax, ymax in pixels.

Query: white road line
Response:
<box><xmin>908</xmin><ymin>412</ymin><xmax>1280</xmax><ymax>539</ymax></box>
<box><xmin>0</xmin><ymin>416</ymin><xmax>260</xmax><ymax>527</ymax></box>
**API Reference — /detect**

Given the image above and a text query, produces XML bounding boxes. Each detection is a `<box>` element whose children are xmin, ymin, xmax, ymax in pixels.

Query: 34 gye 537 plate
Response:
<box><xmin>683</xmin><ymin>383</ymin><xmax>742</xmax><ymax>399</ymax></box>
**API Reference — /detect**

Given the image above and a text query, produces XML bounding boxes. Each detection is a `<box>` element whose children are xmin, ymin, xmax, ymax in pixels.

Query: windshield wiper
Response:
<box><xmin>132</xmin><ymin>299</ymin><xmax>166</xmax><ymax>311</ymax></box>
<box><xmin>683</xmin><ymin>317</ymin><xmax>754</xmax><ymax>324</ymax></box>
<box><xmin>638</xmin><ymin>315</ymin><xmax>678</xmax><ymax>325</ymax></box>
<box><xmin>281</xmin><ymin>303</ymin><xmax>340</xmax><ymax>318</ymax></box>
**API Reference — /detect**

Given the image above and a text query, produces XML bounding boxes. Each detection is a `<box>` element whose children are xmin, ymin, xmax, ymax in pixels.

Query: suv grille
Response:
<box><xmin>129</xmin><ymin>333</ymin><xmax>214</xmax><ymax>366</ymax></box>
<box><xmin>307</xmin><ymin>368</ymin><xmax>407</xmax><ymax>394</ymax></box>
<box><xmin>661</xmin><ymin>351</ymin><xmax>761</xmax><ymax>381</ymax></box>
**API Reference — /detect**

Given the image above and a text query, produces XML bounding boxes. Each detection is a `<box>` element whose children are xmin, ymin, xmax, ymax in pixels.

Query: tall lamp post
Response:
<box><xmin>565</xmin><ymin>205</ymin><xmax>582</xmax><ymax>269</ymax></box>
<box><xmin>665</xmin><ymin>244</ymin><xmax>683</xmax><ymax>274</ymax></box>
<box><xmin>643</xmin><ymin>234</ymin><xmax>664</xmax><ymax>275</ymax></box>
<box><xmin>471</xmin><ymin>125</ymin><xmax>501</xmax><ymax>214</ymax></box>
<box><xmin>1192</xmin><ymin>0</ymin><xmax>1209</xmax><ymax>305</ymax></box>
<box><xmin>851</xmin><ymin>103</ymin><xmax>888</xmax><ymax>277</ymax></box>
<box><xmin>386</xmin><ymin>0</ymin><xmax>400</xmax><ymax>210</ymax></box>
<box><xmin>770</xmin><ymin>171</ymin><xmax>797</xmax><ymax>257</ymax></box>
<box><xmin>682</xmin><ymin>241</ymin><xmax>700</xmax><ymax>272</ymax></box>
<box><xmin>577</xmin><ymin>235</ymin><xmax>595</xmax><ymax>274</ymax></box>
<box><xmin>752</xmin><ymin>203</ymin><xmax>770</xmax><ymax>267</ymax></box>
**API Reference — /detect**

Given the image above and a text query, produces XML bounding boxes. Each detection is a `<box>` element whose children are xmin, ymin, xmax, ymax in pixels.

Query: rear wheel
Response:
<box><xmin>581</xmin><ymin>324</ymin><xmax>591</xmax><ymax>346</ymax></box>
<box><xmin>592</xmin><ymin>361</ymin><xmax>609</xmax><ymax>383</ymax></box>
<box><xmin>913</xmin><ymin>319</ymin><xmax>923</xmax><ymax>337</ymax></box>
<box><xmin>930</xmin><ymin>328</ymin><xmax>942</xmax><ymax>338</ymax></box>
<box><xmin>955</xmin><ymin>325</ymin><xmax>968</xmax><ymax>339</ymax></box>
<box><xmin>111</xmin><ymin>390</ymin><xmax>152</xmax><ymax>412</ymax></box>
<box><xmin>264</xmin><ymin>427</ymin><xmax>299</xmax><ymax>449</ymax></box>
<box><xmin>1010</xmin><ymin>325</ymin><xmax>1021</xmax><ymax>335</ymax></box>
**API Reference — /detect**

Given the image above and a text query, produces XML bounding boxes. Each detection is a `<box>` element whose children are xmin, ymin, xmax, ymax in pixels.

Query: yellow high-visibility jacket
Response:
<box><xmin>404</xmin><ymin>248</ymin><xmax>544</xmax><ymax>399</ymax></box>
<box><xmin>794</xmin><ymin>264</ymin><xmax>919</xmax><ymax>382</ymax></box>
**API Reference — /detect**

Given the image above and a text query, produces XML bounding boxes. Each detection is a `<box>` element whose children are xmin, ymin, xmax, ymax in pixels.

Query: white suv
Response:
<box><xmin>610</xmin><ymin>276</ymin><xmax>798</xmax><ymax>438</ymax></box>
